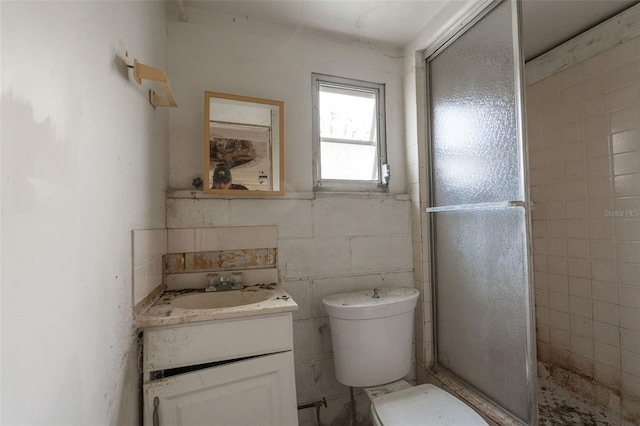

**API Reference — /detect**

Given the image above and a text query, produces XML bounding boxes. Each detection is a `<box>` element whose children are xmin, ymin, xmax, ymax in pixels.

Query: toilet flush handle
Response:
<box><xmin>372</xmin><ymin>288</ymin><xmax>380</xmax><ymax>298</ymax></box>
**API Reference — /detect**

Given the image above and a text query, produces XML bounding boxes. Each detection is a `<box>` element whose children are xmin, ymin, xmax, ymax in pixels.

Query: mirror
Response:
<box><xmin>204</xmin><ymin>91</ymin><xmax>284</xmax><ymax>195</ymax></box>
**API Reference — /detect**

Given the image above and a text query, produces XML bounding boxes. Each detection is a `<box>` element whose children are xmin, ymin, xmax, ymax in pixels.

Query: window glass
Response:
<box><xmin>312</xmin><ymin>74</ymin><xmax>387</xmax><ymax>191</ymax></box>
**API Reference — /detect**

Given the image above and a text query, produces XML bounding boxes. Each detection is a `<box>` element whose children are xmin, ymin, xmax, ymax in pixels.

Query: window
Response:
<box><xmin>312</xmin><ymin>73</ymin><xmax>388</xmax><ymax>191</ymax></box>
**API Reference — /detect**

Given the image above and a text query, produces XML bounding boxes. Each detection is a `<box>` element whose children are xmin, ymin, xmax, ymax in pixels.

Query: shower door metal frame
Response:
<box><xmin>423</xmin><ymin>0</ymin><xmax>538</xmax><ymax>424</ymax></box>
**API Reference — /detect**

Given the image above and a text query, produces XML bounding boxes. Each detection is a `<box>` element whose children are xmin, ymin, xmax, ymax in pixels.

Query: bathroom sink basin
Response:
<box><xmin>172</xmin><ymin>289</ymin><xmax>273</xmax><ymax>310</ymax></box>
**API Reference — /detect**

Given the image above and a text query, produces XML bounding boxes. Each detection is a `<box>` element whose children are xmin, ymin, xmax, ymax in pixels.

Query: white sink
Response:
<box><xmin>172</xmin><ymin>289</ymin><xmax>274</xmax><ymax>310</ymax></box>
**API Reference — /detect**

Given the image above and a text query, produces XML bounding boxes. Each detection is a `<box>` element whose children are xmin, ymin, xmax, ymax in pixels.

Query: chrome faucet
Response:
<box><xmin>205</xmin><ymin>272</ymin><xmax>243</xmax><ymax>292</ymax></box>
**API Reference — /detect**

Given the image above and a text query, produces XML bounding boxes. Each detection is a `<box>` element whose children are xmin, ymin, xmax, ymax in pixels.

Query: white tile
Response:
<box><xmin>617</xmin><ymin>242</ymin><xmax>640</xmax><ymax>264</ymax></box>
<box><xmin>584</xmin><ymin>113</ymin><xmax>609</xmax><ymax>139</ymax></box>
<box><xmin>594</xmin><ymin>341</ymin><xmax>620</xmax><ymax>369</ymax></box>
<box><xmin>587</xmin><ymin>156</ymin><xmax>613</xmax><ymax>179</ymax></box>
<box><xmin>566</xmin><ymin>219</ymin><xmax>589</xmax><ymax>239</ymax></box>
<box><xmin>611</xmin><ymin>106</ymin><xmax>640</xmax><ymax>134</ymax></box>
<box><xmin>537</xmin><ymin>306</ymin><xmax>550</xmax><ymax>326</ymax></box>
<box><xmin>313</xmin><ymin>198</ymin><xmax>382</xmax><ymax>237</ymax></box>
<box><xmin>132</xmin><ymin>229</ymin><xmax>167</xmax><ymax>267</ymax></box>
<box><xmin>609</xmin><ymin>83</ymin><xmax>638</xmax><ymax>112</ymax></box>
<box><xmin>587</xmin><ymin>177</ymin><xmax>614</xmax><ymax>199</ymax></box>
<box><xmin>582</xmin><ymin>54</ymin><xmax>606</xmax><ymax>81</ymax></box>
<box><xmin>132</xmin><ymin>228</ymin><xmax>167</xmax><ymax>306</ymax></box>
<box><xmin>536</xmin><ymin>288</ymin><xmax>549</xmax><ymax>307</ymax></box>
<box><xmin>167</xmin><ymin>228</ymin><xmax>195</xmax><ymax>253</ymax></box>
<box><xmin>571</xmin><ymin>315</ymin><xmax>593</xmax><ymax>338</ymax></box>
<box><xmin>564</xmin><ymin>161</ymin><xmax>587</xmax><ymax>183</ymax></box>
<box><xmin>278</xmin><ymin>237</ymin><xmax>351</xmax><ymax>279</ymax></box>
<box><xmin>615</xmin><ymin>219</ymin><xmax>640</xmax><ymax>242</ymax></box>
<box><xmin>593</xmin><ymin>301</ymin><xmax>620</xmax><ymax>326</ymax></box>
<box><xmin>591</xmin><ymin>259</ymin><xmax>617</xmax><ymax>281</ymax></box>
<box><xmin>607</xmin><ymin>62</ymin><xmax>638</xmax><ymax>91</ymax></box>
<box><xmin>550</xmin><ymin>327</ymin><xmax>571</xmax><ymax>350</ymax></box>
<box><xmin>621</xmin><ymin>372</ymin><xmax>640</xmax><ymax>396</ymax></box>
<box><xmin>618</xmin><ymin>263</ymin><xmax>640</xmax><ymax>287</ymax></box>
<box><xmin>565</xmin><ymin>180</ymin><xmax>588</xmax><ymax>200</ymax></box>
<box><xmin>566</xmin><ymin>199</ymin><xmax>587</xmax><ymax>219</ymax></box>
<box><xmin>538</xmin><ymin>324</ymin><xmax>550</xmax><ymax>343</ymax></box>
<box><xmin>351</xmin><ymin>234</ymin><xmax>413</xmax><ymax>273</ymax></box>
<box><xmin>545</xmin><ymin>165</ymin><xmax>565</xmax><ymax>185</ymax></box>
<box><xmin>294</xmin><ymin>361</ymin><xmax>314</xmax><ymax>404</ymax></box>
<box><xmin>166</xmin><ymin>198</ymin><xmax>231</xmax><ymax>228</ymax></box>
<box><xmin>567</xmin><ymin>239</ymin><xmax>590</xmax><ymax>259</ymax></box>
<box><xmin>621</xmin><ymin>328</ymin><xmax>640</xmax><ymax>355</ymax></box>
<box><xmin>563</xmin><ymin>121</ymin><xmax>584</xmax><ymax>144</ymax></box>
<box><xmin>568</xmin><ymin>257</ymin><xmax>590</xmax><ymax>279</ymax></box>
<box><xmin>571</xmin><ymin>335</ymin><xmax>594</xmax><ymax>359</ymax></box>
<box><xmin>594</xmin><ymin>321</ymin><xmax>620</xmax><ymax>348</ymax></box>
<box><xmin>549</xmin><ymin>291</ymin><xmax>570</xmax><ymax>313</ymax></box>
<box><xmin>544</xmin><ymin>146</ymin><xmax>564</xmax><ymax>167</ymax></box>
<box><xmin>589</xmin><ymin>220</ymin><xmax>616</xmax><ymax>240</ymax></box>
<box><xmin>606</xmin><ymin>39</ymin><xmax>639</xmax><ymax>69</ymax></box>
<box><xmin>589</xmin><ymin>198</ymin><xmax>616</xmax><ymax>220</ymax></box>
<box><xmin>593</xmin><ymin>280</ymin><xmax>619</xmax><ymax>304</ymax></box>
<box><xmin>281</xmin><ymin>280</ymin><xmax>311</xmax><ymax>321</ymax></box>
<box><xmin>547</xmin><ymin>220</ymin><xmax>567</xmax><ymax>238</ymax></box>
<box><xmin>229</xmin><ymin>199</ymin><xmax>313</xmax><ymax>238</ymax></box>
<box><xmin>614</xmin><ymin>151</ymin><xmax>640</xmax><ymax>176</ymax></box>
<box><xmin>584</xmin><ymin>94</ymin><xmax>608</xmax><ymax>119</ymax></box>
<box><xmin>548</xmin><ymin>273</ymin><xmax>568</xmax><ymax>293</ymax></box>
<box><xmin>612</xmin><ymin>129</ymin><xmax>639</xmax><ymax>154</ymax></box>
<box><xmin>621</xmin><ymin>350</ymin><xmax>640</xmax><ymax>377</ymax></box>
<box><xmin>569</xmin><ymin>277</ymin><xmax>592</xmax><ymax>298</ymax></box>
<box><xmin>570</xmin><ymin>296</ymin><xmax>593</xmax><ymax>319</ymax></box>
<box><xmin>620</xmin><ymin>306</ymin><xmax>640</xmax><ymax>331</ymax></box>
<box><xmin>550</xmin><ymin>309</ymin><xmax>571</xmax><ymax>332</ymax></box>
<box><xmin>381</xmin><ymin>199</ymin><xmax>412</xmax><ymax>236</ymax></box>
<box><xmin>218</xmin><ymin>226</ymin><xmax>267</xmax><ymax>250</ymax></box>
<box><xmin>535</xmin><ymin>271</ymin><xmax>549</xmax><ymax>290</ymax></box>
<box><xmin>619</xmin><ymin>286</ymin><xmax>640</xmax><ymax>309</ymax></box>
<box><xmin>292</xmin><ymin>318</ymin><xmax>333</xmax><ymax>364</ymax></box>
<box><xmin>615</xmin><ymin>174</ymin><xmax>640</xmax><ymax>197</ymax></box>
<box><xmin>547</xmin><ymin>238</ymin><xmax>566</xmax><ymax>256</ymax></box>
<box><xmin>585</xmin><ymin>135</ymin><xmax>611</xmax><ymax>158</ymax></box>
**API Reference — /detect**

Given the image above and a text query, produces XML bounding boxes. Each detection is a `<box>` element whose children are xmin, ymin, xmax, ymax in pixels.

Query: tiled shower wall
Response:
<box><xmin>526</xmin><ymin>29</ymin><xmax>640</xmax><ymax>422</ymax></box>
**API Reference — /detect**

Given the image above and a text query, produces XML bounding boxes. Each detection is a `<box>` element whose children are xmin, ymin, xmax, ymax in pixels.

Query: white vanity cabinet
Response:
<box><xmin>142</xmin><ymin>312</ymin><xmax>298</xmax><ymax>426</ymax></box>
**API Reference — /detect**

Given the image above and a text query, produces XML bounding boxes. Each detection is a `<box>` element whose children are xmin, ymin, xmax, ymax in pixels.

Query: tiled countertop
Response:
<box><xmin>134</xmin><ymin>283</ymin><xmax>298</xmax><ymax>328</ymax></box>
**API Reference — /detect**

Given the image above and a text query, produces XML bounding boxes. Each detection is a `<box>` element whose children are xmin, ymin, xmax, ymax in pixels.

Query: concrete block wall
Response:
<box><xmin>166</xmin><ymin>191</ymin><xmax>414</xmax><ymax>426</ymax></box>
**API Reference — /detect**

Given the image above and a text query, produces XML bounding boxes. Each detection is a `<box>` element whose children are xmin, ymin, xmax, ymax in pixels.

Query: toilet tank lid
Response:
<box><xmin>322</xmin><ymin>287</ymin><xmax>419</xmax><ymax>320</ymax></box>
<box><xmin>372</xmin><ymin>384</ymin><xmax>489</xmax><ymax>426</ymax></box>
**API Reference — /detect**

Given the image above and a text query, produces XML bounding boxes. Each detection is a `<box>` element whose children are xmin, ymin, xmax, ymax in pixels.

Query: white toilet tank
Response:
<box><xmin>322</xmin><ymin>287</ymin><xmax>420</xmax><ymax>387</ymax></box>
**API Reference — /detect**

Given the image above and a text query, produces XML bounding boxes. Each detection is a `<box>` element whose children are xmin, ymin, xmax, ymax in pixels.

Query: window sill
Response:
<box><xmin>167</xmin><ymin>189</ymin><xmax>409</xmax><ymax>201</ymax></box>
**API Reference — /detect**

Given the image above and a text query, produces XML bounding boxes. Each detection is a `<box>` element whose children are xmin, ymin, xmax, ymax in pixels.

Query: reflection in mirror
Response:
<box><xmin>204</xmin><ymin>92</ymin><xmax>284</xmax><ymax>194</ymax></box>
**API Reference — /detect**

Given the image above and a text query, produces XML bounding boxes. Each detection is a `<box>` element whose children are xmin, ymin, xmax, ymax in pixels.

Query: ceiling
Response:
<box><xmin>183</xmin><ymin>0</ymin><xmax>639</xmax><ymax>61</ymax></box>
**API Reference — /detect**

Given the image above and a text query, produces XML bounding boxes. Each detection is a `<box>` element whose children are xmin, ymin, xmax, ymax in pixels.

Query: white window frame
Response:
<box><xmin>312</xmin><ymin>73</ymin><xmax>388</xmax><ymax>192</ymax></box>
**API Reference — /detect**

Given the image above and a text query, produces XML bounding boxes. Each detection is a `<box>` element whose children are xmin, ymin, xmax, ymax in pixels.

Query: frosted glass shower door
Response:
<box><xmin>426</xmin><ymin>0</ymin><xmax>536</xmax><ymax>424</ymax></box>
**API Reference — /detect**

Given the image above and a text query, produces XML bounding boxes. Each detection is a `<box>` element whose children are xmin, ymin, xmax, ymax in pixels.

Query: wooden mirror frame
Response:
<box><xmin>203</xmin><ymin>91</ymin><xmax>284</xmax><ymax>195</ymax></box>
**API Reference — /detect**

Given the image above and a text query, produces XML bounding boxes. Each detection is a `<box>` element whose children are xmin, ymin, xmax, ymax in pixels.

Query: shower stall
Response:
<box><xmin>416</xmin><ymin>0</ymin><xmax>640</xmax><ymax>424</ymax></box>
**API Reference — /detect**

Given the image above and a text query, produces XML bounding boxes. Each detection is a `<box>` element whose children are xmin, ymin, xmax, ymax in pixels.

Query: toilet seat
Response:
<box><xmin>371</xmin><ymin>384</ymin><xmax>489</xmax><ymax>426</ymax></box>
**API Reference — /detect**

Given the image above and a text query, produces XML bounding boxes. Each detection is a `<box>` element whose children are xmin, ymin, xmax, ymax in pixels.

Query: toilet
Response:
<box><xmin>322</xmin><ymin>287</ymin><xmax>488</xmax><ymax>426</ymax></box>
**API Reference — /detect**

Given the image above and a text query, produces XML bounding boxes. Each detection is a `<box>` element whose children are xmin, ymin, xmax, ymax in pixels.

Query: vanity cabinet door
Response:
<box><xmin>144</xmin><ymin>351</ymin><xmax>298</xmax><ymax>426</ymax></box>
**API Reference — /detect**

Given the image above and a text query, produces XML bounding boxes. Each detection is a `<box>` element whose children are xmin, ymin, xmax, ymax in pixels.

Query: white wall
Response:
<box><xmin>167</xmin><ymin>6</ymin><xmax>405</xmax><ymax>193</ymax></box>
<box><xmin>166</xmin><ymin>5</ymin><xmax>417</xmax><ymax>425</ymax></box>
<box><xmin>1</xmin><ymin>1</ymin><xmax>169</xmax><ymax>424</ymax></box>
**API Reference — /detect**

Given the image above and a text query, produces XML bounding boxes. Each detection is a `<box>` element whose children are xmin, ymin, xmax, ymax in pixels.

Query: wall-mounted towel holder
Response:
<box><xmin>129</xmin><ymin>59</ymin><xmax>177</xmax><ymax>108</ymax></box>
